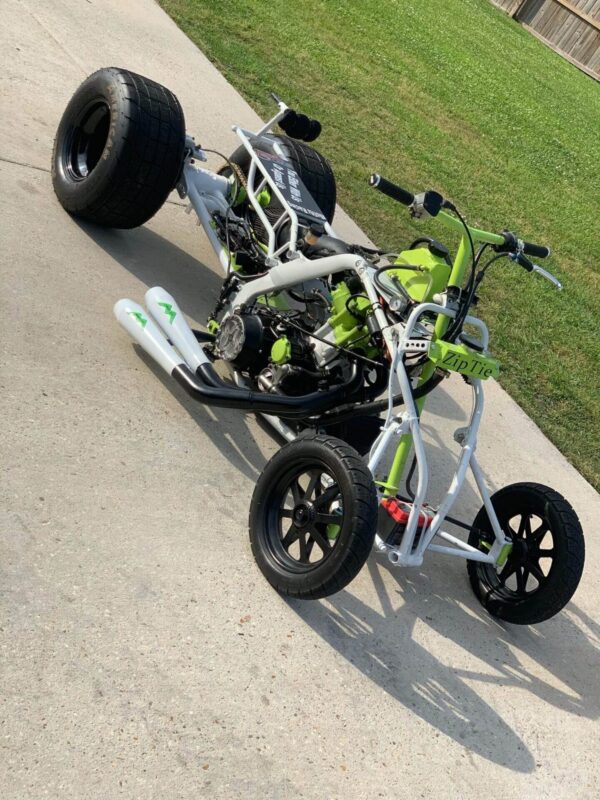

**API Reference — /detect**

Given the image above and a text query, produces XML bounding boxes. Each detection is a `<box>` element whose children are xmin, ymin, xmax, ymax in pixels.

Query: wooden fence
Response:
<box><xmin>491</xmin><ymin>0</ymin><xmax>600</xmax><ymax>79</ymax></box>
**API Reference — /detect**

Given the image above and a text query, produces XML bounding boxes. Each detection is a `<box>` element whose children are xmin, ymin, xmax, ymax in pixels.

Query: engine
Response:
<box><xmin>213</xmin><ymin>305</ymin><xmax>323</xmax><ymax>395</ymax></box>
<box><xmin>211</xmin><ymin>276</ymin><xmax>387</xmax><ymax>398</ymax></box>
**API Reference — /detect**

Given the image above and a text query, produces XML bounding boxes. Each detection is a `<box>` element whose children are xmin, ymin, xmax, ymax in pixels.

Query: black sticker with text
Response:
<box><xmin>254</xmin><ymin>148</ymin><xmax>327</xmax><ymax>225</ymax></box>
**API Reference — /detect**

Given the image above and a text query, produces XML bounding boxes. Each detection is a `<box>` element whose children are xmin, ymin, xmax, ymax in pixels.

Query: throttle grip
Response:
<box><xmin>369</xmin><ymin>174</ymin><xmax>415</xmax><ymax>206</ymax></box>
<box><xmin>514</xmin><ymin>252</ymin><xmax>534</xmax><ymax>272</ymax></box>
<box><xmin>522</xmin><ymin>240</ymin><xmax>551</xmax><ymax>259</ymax></box>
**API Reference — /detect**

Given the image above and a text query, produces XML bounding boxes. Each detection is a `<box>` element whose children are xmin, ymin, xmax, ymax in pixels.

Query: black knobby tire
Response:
<box><xmin>249</xmin><ymin>435</ymin><xmax>377</xmax><ymax>599</ymax></box>
<box><xmin>467</xmin><ymin>482</ymin><xmax>585</xmax><ymax>625</ymax></box>
<box><xmin>227</xmin><ymin>134</ymin><xmax>336</xmax><ymax>243</ymax></box>
<box><xmin>52</xmin><ymin>67</ymin><xmax>186</xmax><ymax>229</ymax></box>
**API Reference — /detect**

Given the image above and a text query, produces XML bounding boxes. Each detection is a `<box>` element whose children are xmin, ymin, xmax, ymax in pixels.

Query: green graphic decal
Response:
<box><xmin>158</xmin><ymin>302</ymin><xmax>177</xmax><ymax>325</ymax></box>
<box><xmin>129</xmin><ymin>311</ymin><xmax>148</xmax><ymax>328</ymax></box>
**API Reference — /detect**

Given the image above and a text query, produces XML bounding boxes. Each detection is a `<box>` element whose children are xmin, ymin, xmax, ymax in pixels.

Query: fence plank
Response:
<box><xmin>522</xmin><ymin>21</ymin><xmax>600</xmax><ymax>76</ymax></box>
<box><xmin>549</xmin><ymin>0</ymin><xmax>600</xmax><ymax>32</ymax></box>
<box><xmin>492</xmin><ymin>0</ymin><xmax>600</xmax><ymax>78</ymax></box>
<box><xmin>491</xmin><ymin>0</ymin><xmax>525</xmax><ymax>14</ymax></box>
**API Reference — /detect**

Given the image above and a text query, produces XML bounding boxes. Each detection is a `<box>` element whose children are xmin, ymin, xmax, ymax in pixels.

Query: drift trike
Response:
<box><xmin>52</xmin><ymin>68</ymin><xmax>585</xmax><ymax>623</ymax></box>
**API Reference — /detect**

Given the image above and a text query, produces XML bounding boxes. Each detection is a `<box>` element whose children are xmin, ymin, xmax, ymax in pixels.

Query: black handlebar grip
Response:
<box><xmin>515</xmin><ymin>253</ymin><xmax>534</xmax><ymax>272</ymax></box>
<box><xmin>522</xmin><ymin>240</ymin><xmax>551</xmax><ymax>259</ymax></box>
<box><xmin>369</xmin><ymin>174</ymin><xmax>415</xmax><ymax>207</ymax></box>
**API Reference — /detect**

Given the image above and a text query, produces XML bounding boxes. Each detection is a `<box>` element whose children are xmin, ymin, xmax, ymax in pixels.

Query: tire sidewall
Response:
<box><xmin>249</xmin><ymin>438</ymin><xmax>375</xmax><ymax>595</ymax></box>
<box><xmin>468</xmin><ymin>482</ymin><xmax>581</xmax><ymax>623</ymax></box>
<box><xmin>52</xmin><ymin>70</ymin><xmax>129</xmax><ymax>210</ymax></box>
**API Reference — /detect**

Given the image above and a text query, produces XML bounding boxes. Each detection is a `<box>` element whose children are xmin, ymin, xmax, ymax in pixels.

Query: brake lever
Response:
<box><xmin>510</xmin><ymin>252</ymin><xmax>562</xmax><ymax>291</ymax></box>
<box><xmin>532</xmin><ymin>264</ymin><xmax>563</xmax><ymax>291</ymax></box>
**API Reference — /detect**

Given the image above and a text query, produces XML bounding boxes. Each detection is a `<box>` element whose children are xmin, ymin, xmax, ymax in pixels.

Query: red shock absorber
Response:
<box><xmin>379</xmin><ymin>498</ymin><xmax>433</xmax><ymax>548</ymax></box>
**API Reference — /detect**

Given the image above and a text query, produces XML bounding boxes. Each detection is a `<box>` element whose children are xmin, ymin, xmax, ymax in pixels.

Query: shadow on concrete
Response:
<box><xmin>76</xmin><ymin>217</ymin><xmax>223</xmax><ymax>322</ymax></box>
<box><xmin>135</xmin><ymin>346</ymin><xmax>268</xmax><ymax>483</ymax></box>
<box><xmin>79</xmin><ymin>219</ymin><xmax>272</xmax><ymax>481</ymax></box>
<box><xmin>287</xmin><ymin>553</ymin><xmax>599</xmax><ymax>773</ymax></box>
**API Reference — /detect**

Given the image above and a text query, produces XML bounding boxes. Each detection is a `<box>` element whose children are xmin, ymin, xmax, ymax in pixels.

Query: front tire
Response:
<box><xmin>52</xmin><ymin>67</ymin><xmax>186</xmax><ymax>229</ymax></box>
<box><xmin>249</xmin><ymin>435</ymin><xmax>377</xmax><ymax>599</ymax></box>
<box><xmin>467</xmin><ymin>482</ymin><xmax>585</xmax><ymax>624</ymax></box>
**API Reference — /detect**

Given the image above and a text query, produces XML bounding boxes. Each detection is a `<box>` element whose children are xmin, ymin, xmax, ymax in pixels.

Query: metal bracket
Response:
<box><xmin>401</xmin><ymin>338</ymin><xmax>430</xmax><ymax>354</ymax></box>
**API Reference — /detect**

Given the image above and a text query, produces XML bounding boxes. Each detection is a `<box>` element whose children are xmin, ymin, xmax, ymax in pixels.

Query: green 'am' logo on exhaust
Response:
<box><xmin>158</xmin><ymin>302</ymin><xmax>177</xmax><ymax>324</ymax></box>
<box><xmin>128</xmin><ymin>311</ymin><xmax>148</xmax><ymax>328</ymax></box>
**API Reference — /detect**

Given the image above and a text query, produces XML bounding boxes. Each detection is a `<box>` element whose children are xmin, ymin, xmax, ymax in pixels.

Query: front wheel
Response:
<box><xmin>467</xmin><ymin>482</ymin><xmax>585</xmax><ymax>624</ymax></box>
<box><xmin>249</xmin><ymin>435</ymin><xmax>378</xmax><ymax>599</ymax></box>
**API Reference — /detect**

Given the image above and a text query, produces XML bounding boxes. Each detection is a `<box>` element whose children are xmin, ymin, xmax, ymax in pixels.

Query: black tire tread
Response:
<box><xmin>226</xmin><ymin>133</ymin><xmax>336</xmax><ymax>246</ymax></box>
<box><xmin>52</xmin><ymin>67</ymin><xmax>185</xmax><ymax>229</ymax></box>
<box><xmin>275</xmin><ymin>135</ymin><xmax>337</xmax><ymax>222</ymax></box>
<box><xmin>467</xmin><ymin>482</ymin><xmax>585</xmax><ymax>625</ymax></box>
<box><xmin>249</xmin><ymin>435</ymin><xmax>377</xmax><ymax>599</ymax></box>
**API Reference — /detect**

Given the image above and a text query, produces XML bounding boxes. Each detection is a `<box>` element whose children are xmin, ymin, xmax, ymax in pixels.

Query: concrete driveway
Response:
<box><xmin>1</xmin><ymin>1</ymin><xmax>598</xmax><ymax>798</ymax></box>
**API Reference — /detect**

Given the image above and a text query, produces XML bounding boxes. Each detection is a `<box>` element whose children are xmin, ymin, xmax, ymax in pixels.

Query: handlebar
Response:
<box><xmin>278</xmin><ymin>108</ymin><xmax>322</xmax><ymax>143</ymax></box>
<box><xmin>493</xmin><ymin>230</ymin><xmax>551</xmax><ymax>259</ymax></box>
<box><xmin>369</xmin><ymin>173</ymin><xmax>414</xmax><ymax>207</ymax></box>
<box><xmin>369</xmin><ymin>174</ymin><xmax>551</xmax><ymax>261</ymax></box>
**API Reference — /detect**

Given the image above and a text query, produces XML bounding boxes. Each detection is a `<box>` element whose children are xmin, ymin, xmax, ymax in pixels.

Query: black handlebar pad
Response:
<box><xmin>522</xmin><ymin>240</ymin><xmax>551</xmax><ymax>259</ymax></box>
<box><xmin>278</xmin><ymin>109</ymin><xmax>322</xmax><ymax>143</ymax></box>
<box><xmin>369</xmin><ymin>174</ymin><xmax>415</xmax><ymax>206</ymax></box>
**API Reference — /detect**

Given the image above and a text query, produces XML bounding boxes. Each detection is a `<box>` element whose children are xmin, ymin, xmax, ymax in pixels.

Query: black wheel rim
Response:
<box><xmin>482</xmin><ymin>511</ymin><xmax>555</xmax><ymax>601</ymax></box>
<box><xmin>63</xmin><ymin>99</ymin><xmax>111</xmax><ymax>181</ymax></box>
<box><xmin>263</xmin><ymin>460</ymin><xmax>345</xmax><ymax>573</ymax></box>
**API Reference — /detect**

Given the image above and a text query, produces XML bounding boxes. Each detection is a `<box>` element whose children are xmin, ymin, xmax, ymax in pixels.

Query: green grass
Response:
<box><xmin>160</xmin><ymin>0</ymin><xmax>600</xmax><ymax>490</ymax></box>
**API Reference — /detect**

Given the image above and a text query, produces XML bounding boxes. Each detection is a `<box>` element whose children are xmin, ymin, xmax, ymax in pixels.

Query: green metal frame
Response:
<box><xmin>384</xmin><ymin>213</ymin><xmax>505</xmax><ymax>496</ymax></box>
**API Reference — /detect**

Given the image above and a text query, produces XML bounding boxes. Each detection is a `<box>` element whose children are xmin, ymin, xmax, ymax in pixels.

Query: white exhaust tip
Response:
<box><xmin>113</xmin><ymin>298</ymin><xmax>183</xmax><ymax>375</ymax></box>
<box><xmin>144</xmin><ymin>287</ymin><xmax>210</xmax><ymax>372</ymax></box>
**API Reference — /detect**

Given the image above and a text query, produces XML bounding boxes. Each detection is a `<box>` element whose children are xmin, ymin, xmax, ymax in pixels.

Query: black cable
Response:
<box><xmin>405</xmin><ymin>455</ymin><xmax>417</xmax><ymax>501</ymax></box>
<box><xmin>439</xmin><ymin>202</ymin><xmax>478</xmax><ymax>343</ymax></box>
<box><xmin>445</xmin><ymin>251</ymin><xmax>510</xmax><ymax>343</ymax></box>
<box><xmin>447</xmin><ymin>202</ymin><xmax>476</xmax><ymax>283</ymax></box>
<box><xmin>479</xmin><ymin>251</ymin><xmax>509</xmax><ymax>276</ymax></box>
<box><xmin>442</xmin><ymin>231</ymin><xmax>486</xmax><ymax>342</ymax></box>
<box><xmin>344</xmin><ymin>293</ymin><xmax>372</xmax><ymax>321</ymax></box>
<box><xmin>272</xmin><ymin>311</ymin><xmax>384</xmax><ymax>369</ymax></box>
<box><xmin>286</xmin><ymin>289</ymin><xmax>329</xmax><ymax>309</ymax></box>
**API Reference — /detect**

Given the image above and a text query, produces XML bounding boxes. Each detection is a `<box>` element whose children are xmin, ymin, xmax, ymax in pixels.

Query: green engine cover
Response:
<box><xmin>271</xmin><ymin>336</ymin><xmax>292</xmax><ymax>365</ymax></box>
<box><xmin>328</xmin><ymin>282</ymin><xmax>378</xmax><ymax>356</ymax></box>
<box><xmin>390</xmin><ymin>246</ymin><xmax>451</xmax><ymax>302</ymax></box>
